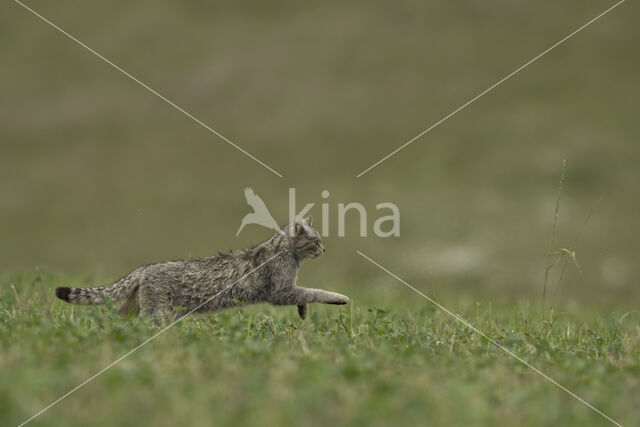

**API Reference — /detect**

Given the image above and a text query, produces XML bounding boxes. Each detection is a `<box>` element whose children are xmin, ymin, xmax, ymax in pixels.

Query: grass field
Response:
<box><xmin>1</xmin><ymin>272</ymin><xmax>638</xmax><ymax>426</ymax></box>
<box><xmin>2</xmin><ymin>1</ymin><xmax>639</xmax><ymax>426</ymax></box>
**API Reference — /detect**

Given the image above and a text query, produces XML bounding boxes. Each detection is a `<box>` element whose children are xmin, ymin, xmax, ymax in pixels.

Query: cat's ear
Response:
<box><xmin>289</xmin><ymin>217</ymin><xmax>302</xmax><ymax>236</ymax></box>
<box><xmin>303</xmin><ymin>215</ymin><xmax>313</xmax><ymax>226</ymax></box>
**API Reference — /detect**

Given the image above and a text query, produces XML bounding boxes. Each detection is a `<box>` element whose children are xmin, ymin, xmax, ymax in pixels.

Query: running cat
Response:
<box><xmin>55</xmin><ymin>216</ymin><xmax>349</xmax><ymax>320</ymax></box>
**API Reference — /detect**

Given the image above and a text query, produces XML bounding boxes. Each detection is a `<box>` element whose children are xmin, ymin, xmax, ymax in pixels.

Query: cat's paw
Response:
<box><xmin>328</xmin><ymin>294</ymin><xmax>350</xmax><ymax>305</ymax></box>
<box><xmin>297</xmin><ymin>304</ymin><xmax>307</xmax><ymax>319</ymax></box>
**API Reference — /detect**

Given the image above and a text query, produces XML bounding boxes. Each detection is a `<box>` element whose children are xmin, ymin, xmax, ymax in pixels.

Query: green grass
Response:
<box><xmin>2</xmin><ymin>272</ymin><xmax>638</xmax><ymax>427</ymax></box>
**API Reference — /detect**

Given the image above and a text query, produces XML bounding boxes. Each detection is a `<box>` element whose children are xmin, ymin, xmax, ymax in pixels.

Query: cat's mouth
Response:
<box><xmin>314</xmin><ymin>243</ymin><xmax>326</xmax><ymax>258</ymax></box>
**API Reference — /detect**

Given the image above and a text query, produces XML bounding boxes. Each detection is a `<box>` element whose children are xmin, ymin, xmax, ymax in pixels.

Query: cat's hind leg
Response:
<box><xmin>138</xmin><ymin>283</ymin><xmax>173</xmax><ymax>322</ymax></box>
<box><xmin>117</xmin><ymin>286</ymin><xmax>140</xmax><ymax>316</ymax></box>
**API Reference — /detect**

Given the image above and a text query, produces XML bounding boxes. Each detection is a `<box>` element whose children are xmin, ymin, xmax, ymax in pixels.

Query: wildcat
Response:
<box><xmin>55</xmin><ymin>216</ymin><xmax>349</xmax><ymax>320</ymax></box>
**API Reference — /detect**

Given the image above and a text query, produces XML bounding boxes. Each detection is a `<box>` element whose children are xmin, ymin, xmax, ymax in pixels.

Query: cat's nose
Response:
<box><xmin>319</xmin><ymin>243</ymin><xmax>326</xmax><ymax>253</ymax></box>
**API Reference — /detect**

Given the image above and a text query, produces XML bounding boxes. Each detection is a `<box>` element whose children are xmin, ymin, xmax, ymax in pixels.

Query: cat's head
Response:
<box><xmin>285</xmin><ymin>216</ymin><xmax>325</xmax><ymax>259</ymax></box>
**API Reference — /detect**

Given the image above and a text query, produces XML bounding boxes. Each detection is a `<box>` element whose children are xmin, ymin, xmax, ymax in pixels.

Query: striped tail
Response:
<box><xmin>55</xmin><ymin>275</ymin><xmax>138</xmax><ymax>305</ymax></box>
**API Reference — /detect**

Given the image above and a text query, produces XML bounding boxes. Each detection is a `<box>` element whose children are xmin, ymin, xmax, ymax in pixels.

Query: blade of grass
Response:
<box><xmin>543</xmin><ymin>159</ymin><xmax>567</xmax><ymax>304</ymax></box>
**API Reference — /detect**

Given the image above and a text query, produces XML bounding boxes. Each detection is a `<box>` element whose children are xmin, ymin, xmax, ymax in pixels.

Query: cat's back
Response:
<box><xmin>139</xmin><ymin>253</ymin><xmax>240</xmax><ymax>279</ymax></box>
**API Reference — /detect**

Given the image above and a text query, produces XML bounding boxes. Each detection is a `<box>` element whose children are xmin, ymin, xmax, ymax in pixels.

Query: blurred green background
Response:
<box><xmin>1</xmin><ymin>0</ymin><xmax>638</xmax><ymax>307</ymax></box>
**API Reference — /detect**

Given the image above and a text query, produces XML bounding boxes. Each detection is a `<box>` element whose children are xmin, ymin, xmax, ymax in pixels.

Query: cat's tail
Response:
<box><xmin>55</xmin><ymin>272</ymin><xmax>140</xmax><ymax>305</ymax></box>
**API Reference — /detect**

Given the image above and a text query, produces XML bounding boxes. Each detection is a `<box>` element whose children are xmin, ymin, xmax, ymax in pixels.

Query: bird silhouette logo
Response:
<box><xmin>236</xmin><ymin>187</ymin><xmax>281</xmax><ymax>236</ymax></box>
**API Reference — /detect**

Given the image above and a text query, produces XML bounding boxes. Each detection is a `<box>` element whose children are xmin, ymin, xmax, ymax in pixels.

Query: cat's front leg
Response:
<box><xmin>295</xmin><ymin>288</ymin><xmax>350</xmax><ymax>318</ymax></box>
<box><xmin>297</xmin><ymin>304</ymin><xmax>307</xmax><ymax>319</ymax></box>
<box><xmin>308</xmin><ymin>288</ymin><xmax>350</xmax><ymax>305</ymax></box>
<box><xmin>273</xmin><ymin>286</ymin><xmax>350</xmax><ymax>307</ymax></box>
